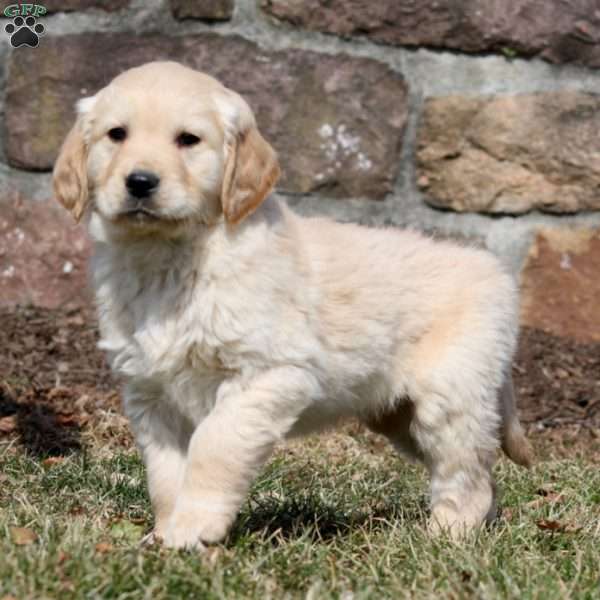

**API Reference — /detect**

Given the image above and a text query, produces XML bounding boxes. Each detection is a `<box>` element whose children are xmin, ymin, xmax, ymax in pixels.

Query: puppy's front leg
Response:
<box><xmin>162</xmin><ymin>367</ymin><xmax>317</xmax><ymax>550</ymax></box>
<box><xmin>124</xmin><ymin>385</ymin><xmax>191</xmax><ymax>539</ymax></box>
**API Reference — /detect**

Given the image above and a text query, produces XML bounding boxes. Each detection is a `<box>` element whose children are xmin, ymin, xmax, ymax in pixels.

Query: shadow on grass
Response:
<box><xmin>229</xmin><ymin>493</ymin><xmax>428</xmax><ymax>545</ymax></box>
<box><xmin>0</xmin><ymin>389</ymin><xmax>81</xmax><ymax>457</ymax></box>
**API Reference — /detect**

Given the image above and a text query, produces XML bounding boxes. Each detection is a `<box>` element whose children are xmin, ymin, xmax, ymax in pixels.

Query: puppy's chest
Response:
<box><xmin>97</xmin><ymin>267</ymin><xmax>234</xmax><ymax>380</ymax></box>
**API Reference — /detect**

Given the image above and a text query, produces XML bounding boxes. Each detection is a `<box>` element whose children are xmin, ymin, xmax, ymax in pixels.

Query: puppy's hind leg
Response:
<box><xmin>365</xmin><ymin>394</ymin><xmax>497</xmax><ymax>537</ymax></box>
<box><xmin>411</xmin><ymin>388</ymin><xmax>500</xmax><ymax>538</ymax></box>
<box><xmin>427</xmin><ymin>443</ymin><xmax>497</xmax><ymax>538</ymax></box>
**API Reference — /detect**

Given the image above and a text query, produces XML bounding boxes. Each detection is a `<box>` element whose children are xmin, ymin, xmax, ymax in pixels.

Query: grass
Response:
<box><xmin>1</xmin><ymin>429</ymin><xmax>599</xmax><ymax>600</ymax></box>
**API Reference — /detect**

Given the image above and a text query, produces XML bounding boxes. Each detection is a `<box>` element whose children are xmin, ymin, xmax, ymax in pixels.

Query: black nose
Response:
<box><xmin>125</xmin><ymin>170</ymin><xmax>160</xmax><ymax>199</ymax></box>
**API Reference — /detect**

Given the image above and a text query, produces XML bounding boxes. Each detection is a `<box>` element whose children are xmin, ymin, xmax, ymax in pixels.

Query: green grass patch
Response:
<box><xmin>1</xmin><ymin>434</ymin><xmax>599</xmax><ymax>599</ymax></box>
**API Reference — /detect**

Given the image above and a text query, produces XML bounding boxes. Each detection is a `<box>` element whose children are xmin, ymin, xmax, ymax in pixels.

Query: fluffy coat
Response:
<box><xmin>53</xmin><ymin>61</ymin><xmax>532</xmax><ymax>549</ymax></box>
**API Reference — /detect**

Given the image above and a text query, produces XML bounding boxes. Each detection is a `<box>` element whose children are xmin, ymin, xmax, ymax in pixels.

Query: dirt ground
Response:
<box><xmin>1</xmin><ymin>305</ymin><xmax>599</xmax><ymax>458</ymax></box>
<box><xmin>0</xmin><ymin>306</ymin><xmax>125</xmax><ymax>455</ymax></box>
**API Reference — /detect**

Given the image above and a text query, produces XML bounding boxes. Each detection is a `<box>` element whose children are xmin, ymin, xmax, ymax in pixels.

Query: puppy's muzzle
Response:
<box><xmin>125</xmin><ymin>170</ymin><xmax>160</xmax><ymax>199</ymax></box>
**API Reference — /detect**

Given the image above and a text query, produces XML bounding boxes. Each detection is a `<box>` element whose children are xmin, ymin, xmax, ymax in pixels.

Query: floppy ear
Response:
<box><xmin>52</xmin><ymin>97</ymin><xmax>95</xmax><ymax>222</ymax></box>
<box><xmin>220</xmin><ymin>96</ymin><xmax>280</xmax><ymax>225</ymax></box>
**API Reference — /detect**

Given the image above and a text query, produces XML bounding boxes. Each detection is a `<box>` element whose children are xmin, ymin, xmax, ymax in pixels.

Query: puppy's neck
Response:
<box><xmin>88</xmin><ymin>197</ymin><xmax>286</xmax><ymax>284</ymax></box>
<box><xmin>88</xmin><ymin>212</ymin><xmax>211</xmax><ymax>272</ymax></box>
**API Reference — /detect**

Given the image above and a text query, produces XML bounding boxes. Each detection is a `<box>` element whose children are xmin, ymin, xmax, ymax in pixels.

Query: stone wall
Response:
<box><xmin>1</xmin><ymin>0</ymin><xmax>599</xmax><ymax>342</ymax></box>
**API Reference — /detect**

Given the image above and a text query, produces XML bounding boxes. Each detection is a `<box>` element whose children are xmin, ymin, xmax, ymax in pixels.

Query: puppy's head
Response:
<box><xmin>53</xmin><ymin>61</ymin><xmax>280</xmax><ymax>234</ymax></box>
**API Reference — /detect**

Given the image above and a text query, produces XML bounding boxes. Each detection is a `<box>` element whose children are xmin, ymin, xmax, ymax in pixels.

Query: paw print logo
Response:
<box><xmin>5</xmin><ymin>16</ymin><xmax>45</xmax><ymax>48</ymax></box>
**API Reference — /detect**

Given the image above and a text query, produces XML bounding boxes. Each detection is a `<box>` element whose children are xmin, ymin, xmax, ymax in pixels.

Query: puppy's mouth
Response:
<box><xmin>112</xmin><ymin>205</ymin><xmax>188</xmax><ymax>230</ymax></box>
<box><xmin>119</xmin><ymin>207</ymin><xmax>162</xmax><ymax>222</ymax></box>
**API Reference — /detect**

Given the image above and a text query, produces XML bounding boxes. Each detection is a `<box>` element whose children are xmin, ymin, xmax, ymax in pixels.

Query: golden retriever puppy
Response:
<box><xmin>53</xmin><ymin>61</ymin><xmax>532</xmax><ymax>549</ymax></box>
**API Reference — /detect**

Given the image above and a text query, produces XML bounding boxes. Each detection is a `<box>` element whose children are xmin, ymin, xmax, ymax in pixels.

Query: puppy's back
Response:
<box><xmin>293</xmin><ymin>213</ymin><xmax>516</xmax><ymax>343</ymax></box>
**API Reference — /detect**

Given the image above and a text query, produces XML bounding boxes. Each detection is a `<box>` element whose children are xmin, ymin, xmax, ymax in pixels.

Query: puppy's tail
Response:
<box><xmin>500</xmin><ymin>373</ymin><xmax>534</xmax><ymax>468</ymax></box>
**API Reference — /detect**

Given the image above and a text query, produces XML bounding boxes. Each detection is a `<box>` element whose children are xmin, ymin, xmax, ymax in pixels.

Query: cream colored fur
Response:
<box><xmin>53</xmin><ymin>61</ymin><xmax>532</xmax><ymax>549</ymax></box>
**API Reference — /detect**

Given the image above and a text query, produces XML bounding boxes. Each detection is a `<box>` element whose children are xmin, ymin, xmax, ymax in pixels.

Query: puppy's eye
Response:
<box><xmin>108</xmin><ymin>127</ymin><xmax>127</xmax><ymax>142</ymax></box>
<box><xmin>176</xmin><ymin>132</ymin><xmax>201</xmax><ymax>147</ymax></box>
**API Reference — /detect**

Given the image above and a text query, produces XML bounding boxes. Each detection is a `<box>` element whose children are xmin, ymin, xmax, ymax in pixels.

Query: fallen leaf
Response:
<box><xmin>57</xmin><ymin>551</ymin><xmax>70</xmax><ymax>564</ymax></box>
<box><xmin>95</xmin><ymin>542</ymin><xmax>114</xmax><ymax>554</ymax></box>
<box><xmin>10</xmin><ymin>526</ymin><xmax>38</xmax><ymax>545</ymax></box>
<box><xmin>42</xmin><ymin>456</ymin><xmax>64</xmax><ymax>468</ymax></box>
<box><xmin>525</xmin><ymin>492</ymin><xmax>566</xmax><ymax>510</ymax></box>
<box><xmin>536</xmin><ymin>519</ymin><xmax>563</xmax><ymax>531</ymax></box>
<box><xmin>536</xmin><ymin>518</ymin><xmax>583</xmax><ymax>533</ymax></box>
<box><xmin>0</xmin><ymin>415</ymin><xmax>17</xmax><ymax>434</ymax></box>
<box><xmin>502</xmin><ymin>508</ymin><xmax>514</xmax><ymax>521</ymax></box>
<box><xmin>55</xmin><ymin>413</ymin><xmax>79</xmax><ymax>427</ymax></box>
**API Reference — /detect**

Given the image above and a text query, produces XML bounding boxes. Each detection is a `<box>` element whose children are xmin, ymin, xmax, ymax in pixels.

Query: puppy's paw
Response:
<box><xmin>428</xmin><ymin>504</ymin><xmax>483</xmax><ymax>540</ymax></box>
<box><xmin>161</xmin><ymin>497</ymin><xmax>233</xmax><ymax>549</ymax></box>
<box><xmin>161</xmin><ymin>520</ymin><xmax>208</xmax><ymax>551</ymax></box>
<box><xmin>427</xmin><ymin>517</ymin><xmax>466</xmax><ymax>540</ymax></box>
